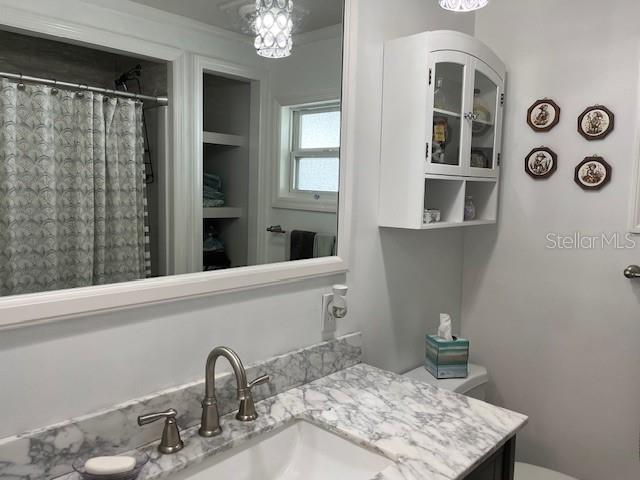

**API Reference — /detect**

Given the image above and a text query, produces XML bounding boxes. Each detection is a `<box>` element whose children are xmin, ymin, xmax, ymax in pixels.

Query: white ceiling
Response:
<box><xmin>129</xmin><ymin>0</ymin><xmax>343</xmax><ymax>35</ymax></box>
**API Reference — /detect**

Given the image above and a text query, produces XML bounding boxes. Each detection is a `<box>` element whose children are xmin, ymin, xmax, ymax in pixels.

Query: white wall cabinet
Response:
<box><xmin>379</xmin><ymin>31</ymin><xmax>506</xmax><ymax>229</ymax></box>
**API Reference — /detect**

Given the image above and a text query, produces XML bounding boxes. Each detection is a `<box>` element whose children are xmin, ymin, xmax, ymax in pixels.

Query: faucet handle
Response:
<box><xmin>138</xmin><ymin>408</ymin><xmax>184</xmax><ymax>454</ymax></box>
<box><xmin>236</xmin><ymin>374</ymin><xmax>271</xmax><ymax>422</ymax></box>
<box><xmin>248</xmin><ymin>374</ymin><xmax>270</xmax><ymax>390</ymax></box>
<box><xmin>138</xmin><ymin>408</ymin><xmax>177</xmax><ymax>425</ymax></box>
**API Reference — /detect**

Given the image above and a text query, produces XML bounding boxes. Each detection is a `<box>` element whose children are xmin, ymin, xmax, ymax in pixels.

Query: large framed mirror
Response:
<box><xmin>0</xmin><ymin>0</ymin><xmax>356</xmax><ymax>327</ymax></box>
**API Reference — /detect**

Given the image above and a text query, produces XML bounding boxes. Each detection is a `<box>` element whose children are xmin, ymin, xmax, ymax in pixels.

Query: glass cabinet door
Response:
<box><xmin>468</xmin><ymin>58</ymin><xmax>502</xmax><ymax>177</ymax></box>
<box><xmin>426</xmin><ymin>51</ymin><xmax>470</xmax><ymax>175</ymax></box>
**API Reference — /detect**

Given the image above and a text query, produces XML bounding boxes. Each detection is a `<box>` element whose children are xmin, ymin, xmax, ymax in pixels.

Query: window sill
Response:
<box><xmin>272</xmin><ymin>196</ymin><xmax>338</xmax><ymax>214</ymax></box>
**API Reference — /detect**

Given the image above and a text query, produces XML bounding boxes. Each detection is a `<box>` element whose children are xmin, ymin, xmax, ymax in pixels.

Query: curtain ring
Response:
<box><xmin>77</xmin><ymin>84</ymin><xmax>89</xmax><ymax>98</ymax></box>
<box><xmin>17</xmin><ymin>73</ymin><xmax>25</xmax><ymax>90</ymax></box>
<box><xmin>51</xmin><ymin>79</ymin><xmax>58</xmax><ymax>95</ymax></box>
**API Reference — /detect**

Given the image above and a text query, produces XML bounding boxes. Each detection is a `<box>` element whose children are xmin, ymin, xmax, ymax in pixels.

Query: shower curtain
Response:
<box><xmin>0</xmin><ymin>79</ymin><xmax>149</xmax><ymax>296</ymax></box>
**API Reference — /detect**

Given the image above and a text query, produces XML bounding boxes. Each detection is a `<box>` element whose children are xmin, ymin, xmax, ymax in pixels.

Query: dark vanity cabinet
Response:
<box><xmin>463</xmin><ymin>437</ymin><xmax>516</xmax><ymax>480</ymax></box>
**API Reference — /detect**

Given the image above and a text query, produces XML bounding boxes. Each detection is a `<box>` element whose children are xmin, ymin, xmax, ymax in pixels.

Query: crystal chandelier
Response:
<box><xmin>254</xmin><ymin>0</ymin><xmax>294</xmax><ymax>58</ymax></box>
<box><xmin>439</xmin><ymin>0</ymin><xmax>489</xmax><ymax>12</ymax></box>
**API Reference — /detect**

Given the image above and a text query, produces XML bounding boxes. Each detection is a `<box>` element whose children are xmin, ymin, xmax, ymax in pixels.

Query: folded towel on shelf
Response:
<box><xmin>313</xmin><ymin>233</ymin><xmax>336</xmax><ymax>258</ymax></box>
<box><xmin>204</xmin><ymin>173</ymin><xmax>222</xmax><ymax>189</ymax></box>
<box><xmin>203</xmin><ymin>173</ymin><xmax>225</xmax><ymax>207</ymax></box>
<box><xmin>203</xmin><ymin>185</ymin><xmax>225</xmax><ymax>198</ymax></box>
<box><xmin>290</xmin><ymin>230</ymin><xmax>317</xmax><ymax>261</ymax></box>
<box><xmin>203</xmin><ymin>198</ymin><xmax>225</xmax><ymax>208</ymax></box>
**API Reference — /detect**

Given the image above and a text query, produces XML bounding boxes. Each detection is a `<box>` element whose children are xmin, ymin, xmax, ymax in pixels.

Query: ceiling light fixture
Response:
<box><xmin>254</xmin><ymin>0</ymin><xmax>293</xmax><ymax>59</ymax></box>
<box><xmin>439</xmin><ymin>0</ymin><xmax>489</xmax><ymax>12</ymax></box>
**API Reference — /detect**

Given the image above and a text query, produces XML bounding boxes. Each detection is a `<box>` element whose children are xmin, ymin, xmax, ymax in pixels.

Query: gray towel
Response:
<box><xmin>203</xmin><ymin>174</ymin><xmax>225</xmax><ymax>205</ymax></box>
<box><xmin>313</xmin><ymin>233</ymin><xmax>336</xmax><ymax>258</ymax></box>
<box><xmin>290</xmin><ymin>230</ymin><xmax>316</xmax><ymax>260</ymax></box>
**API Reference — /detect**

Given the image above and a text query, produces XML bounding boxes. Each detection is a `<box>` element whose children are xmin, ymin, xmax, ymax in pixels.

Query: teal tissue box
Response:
<box><xmin>425</xmin><ymin>334</ymin><xmax>469</xmax><ymax>379</ymax></box>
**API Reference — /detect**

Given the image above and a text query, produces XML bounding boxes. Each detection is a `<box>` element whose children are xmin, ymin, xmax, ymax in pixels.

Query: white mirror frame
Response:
<box><xmin>0</xmin><ymin>0</ymin><xmax>358</xmax><ymax>329</ymax></box>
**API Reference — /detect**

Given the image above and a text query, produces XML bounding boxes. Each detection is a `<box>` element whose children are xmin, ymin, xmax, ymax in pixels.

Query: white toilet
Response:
<box><xmin>403</xmin><ymin>365</ymin><xmax>578</xmax><ymax>480</ymax></box>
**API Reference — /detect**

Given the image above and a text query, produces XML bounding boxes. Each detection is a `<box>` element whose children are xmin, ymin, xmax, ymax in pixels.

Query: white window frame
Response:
<box><xmin>291</xmin><ymin>103</ymin><xmax>341</xmax><ymax>193</ymax></box>
<box><xmin>273</xmin><ymin>99</ymin><xmax>340</xmax><ymax>213</ymax></box>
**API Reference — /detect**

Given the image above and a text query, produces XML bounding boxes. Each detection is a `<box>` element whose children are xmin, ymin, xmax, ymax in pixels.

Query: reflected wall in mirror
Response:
<box><xmin>0</xmin><ymin>0</ymin><xmax>344</xmax><ymax>297</ymax></box>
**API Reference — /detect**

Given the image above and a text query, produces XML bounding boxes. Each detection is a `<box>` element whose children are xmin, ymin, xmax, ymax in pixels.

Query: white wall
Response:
<box><xmin>264</xmin><ymin>34</ymin><xmax>343</xmax><ymax>264</ymax></box>
<box><xmin>348</xmin><ymin>0</ymin><xmax>474</xmax><ymax>372</ymax></box>
<box><xmin>0</xmin><ymin>0</ymin><xmax>473</xmax><ymax>440</ymax></box>
<box><xmin>463</xmin><ymin>1</ymin><xmax>640</xmax><ymax>479</ymax></box>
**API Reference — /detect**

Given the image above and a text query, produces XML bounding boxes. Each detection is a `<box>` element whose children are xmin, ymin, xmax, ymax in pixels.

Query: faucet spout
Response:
<box><xmin>199</xmin><ymin>346</ymin><xmax>270</xmax><ymax>437</ymax></box>
<box><xmin>204</xmin><ymin>346</ymin><xmax>248</xmax><ymax>399</ymax></box>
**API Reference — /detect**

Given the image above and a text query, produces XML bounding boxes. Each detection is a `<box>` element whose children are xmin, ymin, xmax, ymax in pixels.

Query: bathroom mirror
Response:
<box><xmin>0</xmin><ymin>0</ymin><xmax>348</xmax><ymax>310</ymax></box>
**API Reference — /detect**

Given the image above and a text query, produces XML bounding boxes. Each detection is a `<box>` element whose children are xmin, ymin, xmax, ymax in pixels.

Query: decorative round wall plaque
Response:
<box><xmin>577</xmin><ymin>105</ymin><xmax>614</xmax><ymax>140</ymax></box>
<box><xmin>525</xmin><ymin>147</ymin><xmax>557</xmax><ymax>179</ymax></box>
<box><xmin>527</xmin><ymin>99</ymin><xmax>561</xmax><ymax>132</ymax></box>
<box><xmin>574</xmin><ymin>156</ymin><xmax>611</xmax><ymax>190</ymax></box>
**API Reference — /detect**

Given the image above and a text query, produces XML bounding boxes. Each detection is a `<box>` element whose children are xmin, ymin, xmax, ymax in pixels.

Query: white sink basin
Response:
<box><xmin>173</xmin><ymin>421</ymin><xmax>392</xmax><ymax>480</ymax></box>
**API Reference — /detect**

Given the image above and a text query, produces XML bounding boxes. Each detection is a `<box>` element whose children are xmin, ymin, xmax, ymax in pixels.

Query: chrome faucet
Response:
<box><xmin>199</xmin><ymin>346</ymin><xmax>270</xmax><ymax>437</ymax></box>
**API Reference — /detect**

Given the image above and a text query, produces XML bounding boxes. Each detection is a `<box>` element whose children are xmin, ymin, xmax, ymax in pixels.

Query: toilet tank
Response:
<box><xmin>403</xmin><ymin>364</ymin><xmax>489</xmax><ymax>400</ymax></box>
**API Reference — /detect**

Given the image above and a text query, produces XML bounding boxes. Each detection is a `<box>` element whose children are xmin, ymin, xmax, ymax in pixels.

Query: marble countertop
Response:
<box><xmin>60</xmin><ymin>363</ymin><xmax>527</xmax><ymax>480</ymax></box>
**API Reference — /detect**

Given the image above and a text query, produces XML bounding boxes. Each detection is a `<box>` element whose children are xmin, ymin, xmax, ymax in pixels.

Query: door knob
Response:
<box><xmin>623</xmin><ymin>265</ymin><xmax>640</xmax><ymax>279</ymax></box>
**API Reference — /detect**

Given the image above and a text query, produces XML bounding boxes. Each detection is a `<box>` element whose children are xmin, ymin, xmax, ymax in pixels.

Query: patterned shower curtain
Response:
<box><xmin>0</xmin><ymin>79</ymin><xmax>148</xmax><ymax>296</ymax></box>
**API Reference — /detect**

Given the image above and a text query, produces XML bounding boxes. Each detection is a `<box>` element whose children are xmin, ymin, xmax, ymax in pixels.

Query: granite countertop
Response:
<box><xmin>60</xmin><ymin>363</ymin><xmax>527</xmax><ymax>480</ymax></box>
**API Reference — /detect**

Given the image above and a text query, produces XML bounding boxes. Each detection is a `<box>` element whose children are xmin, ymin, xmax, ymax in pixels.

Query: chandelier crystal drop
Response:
<box><xmin>438</xmin><ymin>0</ymin><xmax>489</xmax><ymax>12</ymax></box>
<box><xmin>254</xmin><ymin>0</ymin><xmax>294</xmax><ymax>58</ymax></box>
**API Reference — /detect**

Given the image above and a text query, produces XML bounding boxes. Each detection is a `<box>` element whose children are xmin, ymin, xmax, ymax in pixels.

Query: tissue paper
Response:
<box><xmin>438</xmin><ymin>313</ymin><xmax>453</xmax><ymax>341</ymax></box>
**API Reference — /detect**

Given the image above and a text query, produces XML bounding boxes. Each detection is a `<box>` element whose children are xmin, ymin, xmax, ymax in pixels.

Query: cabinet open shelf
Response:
<box><xmin>464</xmin><ymin>180</ymin><xmax>497</xmax><ymax>221</ymax></box>
<box><xmin>434</xmin><ymin>107</ymin><xmax>461</xmax><ymax>118</ymax></box>
<box><xmin>424</xmin><ymin>177</ymin><xmax>465</xmax><ymax>224</ymax></box>
<box><xmin>425</xmin><ymin>174</ymin><xmax>497</xmax><ymax>183</ymax></box>
<box><xmin>432</xmin><ymin>111</ymin><xmax>494</xmax><ymax>126</ymax></box>
<box><xmin>421</xmin><ymin>219</ymin><xmax>496</xmax><ymax>230</ymax></box>
<box><xmin>203</xmin><ymin>131</ymin><xmax>247</xmax><ymax>147</ymax></box>
<box><xmin>203</xmin><ymin>207</ymin><xmax>244</xmax><ymax>219</ymax></box>
<box><xmin>421</xmin><ymin>175</ymin><xmax>497</xmax><ymax>229</ymax></box>
<box><xmin>473</xmin><ymin>118</ymin><xmax>494</xmax><ymax>126</ymax></box>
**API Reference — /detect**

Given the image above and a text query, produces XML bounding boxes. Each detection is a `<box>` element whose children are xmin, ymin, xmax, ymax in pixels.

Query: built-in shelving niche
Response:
<box><xmin>423</xmin><ymin>175</ymin><xmax>498</xmax><ymax>229</ymax></box>
<box><xmin>202</xmin><ymin>73</ymin><xmax>251</xmax><ymax>269</ymax></box>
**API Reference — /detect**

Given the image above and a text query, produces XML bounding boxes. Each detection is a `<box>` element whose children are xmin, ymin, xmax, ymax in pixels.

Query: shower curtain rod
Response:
<box><xmin>0</xmin><ymin>71</ymin><xmax>169</xmax><ymax>106</ymax></box>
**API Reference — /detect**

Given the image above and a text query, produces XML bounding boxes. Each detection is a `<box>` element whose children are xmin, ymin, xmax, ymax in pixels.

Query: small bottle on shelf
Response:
<box><xmin>432</xmin><ymin>117</ymin><xmax>448</xmax><ymax>164</ymax></box>
<box><xmin>464</xmin><ymin>196</ymin><xmax>476</xmax><ymax>221</ymax></box>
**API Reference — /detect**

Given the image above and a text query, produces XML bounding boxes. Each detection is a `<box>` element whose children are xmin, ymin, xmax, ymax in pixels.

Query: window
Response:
<box><xmin>292</xmin><ymin>104</ymin><xmax>341</xmax><ymax>193</ymax></box>
<box><xmin>275</xmin><ymin>101</ymin><xmax>341</xmax><ymax>212</ymax></box>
